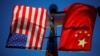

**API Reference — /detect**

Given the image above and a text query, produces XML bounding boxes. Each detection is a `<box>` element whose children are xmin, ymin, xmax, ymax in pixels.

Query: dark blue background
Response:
<box><xmin>0</xmin><ymin>0</ymin><xmax>100</xmax><ymax>56</ymax></box>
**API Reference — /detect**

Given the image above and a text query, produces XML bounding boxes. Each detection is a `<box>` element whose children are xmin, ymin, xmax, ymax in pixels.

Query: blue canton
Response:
<box><xmin>6</xmin><ymin>33</ymin><xmax>27</xmax><ymax>48</ymax></box>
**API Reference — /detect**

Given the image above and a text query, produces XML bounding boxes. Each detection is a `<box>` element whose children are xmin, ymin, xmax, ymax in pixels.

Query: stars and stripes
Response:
<box><xmin>6</xmin><ymin>5</ymin><xmax>48</xmax><ymax>50</ymax></box>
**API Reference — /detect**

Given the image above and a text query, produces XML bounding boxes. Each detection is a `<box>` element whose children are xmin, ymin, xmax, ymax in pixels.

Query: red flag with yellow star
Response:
<box><xmin>59</xmin><ymin>3</ymin><xmax>97</xmax><ymax>51</ymax></box>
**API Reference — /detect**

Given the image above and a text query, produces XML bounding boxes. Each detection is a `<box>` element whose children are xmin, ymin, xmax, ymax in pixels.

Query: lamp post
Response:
<box><xmin>46</xmin><ymin>4</ymin><xmax>58</xmax><ymax>56</ymax></box>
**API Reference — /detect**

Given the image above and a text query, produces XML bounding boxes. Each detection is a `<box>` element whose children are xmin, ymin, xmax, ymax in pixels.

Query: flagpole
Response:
<box><xmin>46</xmin><ymin>16</ymin><xmax>58</xmax><ymax>56</ymax></box>
<box><xmin>46</xmin><ymin>4</ymin><xmax>58</xmax><ymax>56</ymax></box>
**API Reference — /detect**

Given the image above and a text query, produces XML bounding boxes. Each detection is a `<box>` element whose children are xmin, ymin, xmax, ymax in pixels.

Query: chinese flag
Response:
<box><xmin>59</xmin><ymin>3</ymin><xmax>97</xmax><ymax>51</ymax></box>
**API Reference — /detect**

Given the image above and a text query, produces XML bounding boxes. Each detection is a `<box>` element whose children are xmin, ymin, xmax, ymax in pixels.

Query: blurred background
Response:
<box><xmin>0</xmin><ymin>0</ymin><xmax>100</xmax><ymax>56</ymax></box>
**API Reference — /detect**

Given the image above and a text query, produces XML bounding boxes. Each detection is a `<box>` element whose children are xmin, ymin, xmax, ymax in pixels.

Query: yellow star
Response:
<box><xmin>78</xmin><ymin>38</ymin><xmax>87</xmax><ymax>48</ymax></box>
<box><xmin>84</xmin><ymin>31</ymin><xmax>88</xmax><ymax>34</ymax></box>
<box><xmin>79</xmin><ymin>30</ymin><xmax>82</xmax><ymax>34</ymax></box>
<box><xmin>87</xmin><ymin>34</ymin><xmax>91</xmax><ymax>37</ymax></box>
<box><xmin>75</xmin><ymin>34</ymin><xmax>78</xmax><ymax>37</ymax></box>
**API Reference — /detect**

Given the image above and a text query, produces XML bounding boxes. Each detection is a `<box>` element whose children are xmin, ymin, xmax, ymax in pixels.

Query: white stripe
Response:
<box><xmin>11</xmin><ymin>6</ymin><xmax>18</xmax><ymax>32</ymax></box>
<box><xmin>37</xmin><ymin>9</ymin><xmax>47</xmax><ymax>49</ymax></box>
<box><xmin>32</xmin><ymin>8</ymin><xmax>42</xmax><ymax>49</ymax></box>
<box><xmin>16</xmin><ymin>6</ymin><xmax>24</xmax><ymax>33</ymax></box>
<box><xmin>38</xmin><ymin>28</ymin><xmax>44</xmax><ymax>49</ymax></box>
<box><xmin>22</xmin><ymin>7</ymin><xmax>30</xmax><ymax>34</ymax></box>
<box><xmin>41</xmin><ymin>9</ymin><xmax>47</xmax><ymax>28</ymax></box>
<box><xmin>26</xmin><ymin>8</ymin><xmax>36</xmax><ymax>48</ymax></box>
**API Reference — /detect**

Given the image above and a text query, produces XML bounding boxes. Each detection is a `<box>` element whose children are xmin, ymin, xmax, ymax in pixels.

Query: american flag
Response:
<box><xmin>6</xmin><ymin>5</ymin><xmax>48</xmax><ymax>50</ymax></box>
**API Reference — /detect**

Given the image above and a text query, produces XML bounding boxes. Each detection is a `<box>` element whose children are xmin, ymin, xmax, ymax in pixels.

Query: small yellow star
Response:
<box><xmin>84</xmin><ymin>31</ymin><xmax>88</xmax><ymax>34</ymax></box>
<box><xmin>79</xmin><ymin>31</ymin><xmax>82</xmax><ymax>34</ymax></box>
<box><xmin>87</xmin><ymin>34</ymin><xmax>91</xmax><ymax>37</ymax></box>
<box><xmin>78</xmin><ymin>38</ymin><xmax>87</xmax><ymax>48</ymax></box>
<box><xmin>75</xmin><ymin>34</ymin><xmax>78</xmax><ymax>37</ymax></box>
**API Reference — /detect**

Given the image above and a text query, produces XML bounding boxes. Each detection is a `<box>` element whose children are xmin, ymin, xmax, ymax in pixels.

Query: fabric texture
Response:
<box><xmin>6</xmin><ymin>5</ymin><xmax>48</xmax><ymax>50</ymax></box>
<box><xmin>59</xmin><ymin>3</ymin><xmax>97</xmax><ymax>51</ymax></box>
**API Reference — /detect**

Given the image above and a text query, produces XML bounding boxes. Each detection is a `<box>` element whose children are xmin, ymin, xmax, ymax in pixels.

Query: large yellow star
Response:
<box><xmin>78</xmin><ymin>38</ymin><xmax>87</xmax><ymax>48</ymax></box>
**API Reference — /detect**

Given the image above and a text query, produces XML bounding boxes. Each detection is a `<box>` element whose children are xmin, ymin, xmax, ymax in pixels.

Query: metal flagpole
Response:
<box><xmin>46</xmin><ymin>4</ymin><xmax>58</xmax><ymax>56</ymax></box>
<box><xmin>46</xmin><ymin>16</ymin><xmax>58</xmax><ymax>56</ymax></box>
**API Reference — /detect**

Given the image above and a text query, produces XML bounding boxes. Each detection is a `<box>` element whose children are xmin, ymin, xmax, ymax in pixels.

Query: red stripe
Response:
<box><xmin>34</xmin><ymin>8</ymin><xmax>44</xmax><ymax>49</ymax></box>
<box><xmin>19</xmin><ymin>5</ymin><xmax>26</xmax><ymax>34</ymax></box>
<box><xmin>40</xmin><ymin>10</ymin><xmax>48</xmax><ymax>49</ymax></box>
<box><xmin>25</xmin><ymin>7</ymin><xmax>32</xmax><ymax>35</ymax></box>
<box><xmin>10</xmin><ymin>6</ymin><xmax>17</xmax><ymax>32</ymax></box>
<box><xmin>13</xmin><ymin>6</ymin><xmax>21</xmax><ymax>33</ymax></box>
<box><xmin>29</xmin><ymin>8</ymin><xmax>38</xmax><ymax>49</ymax></box>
